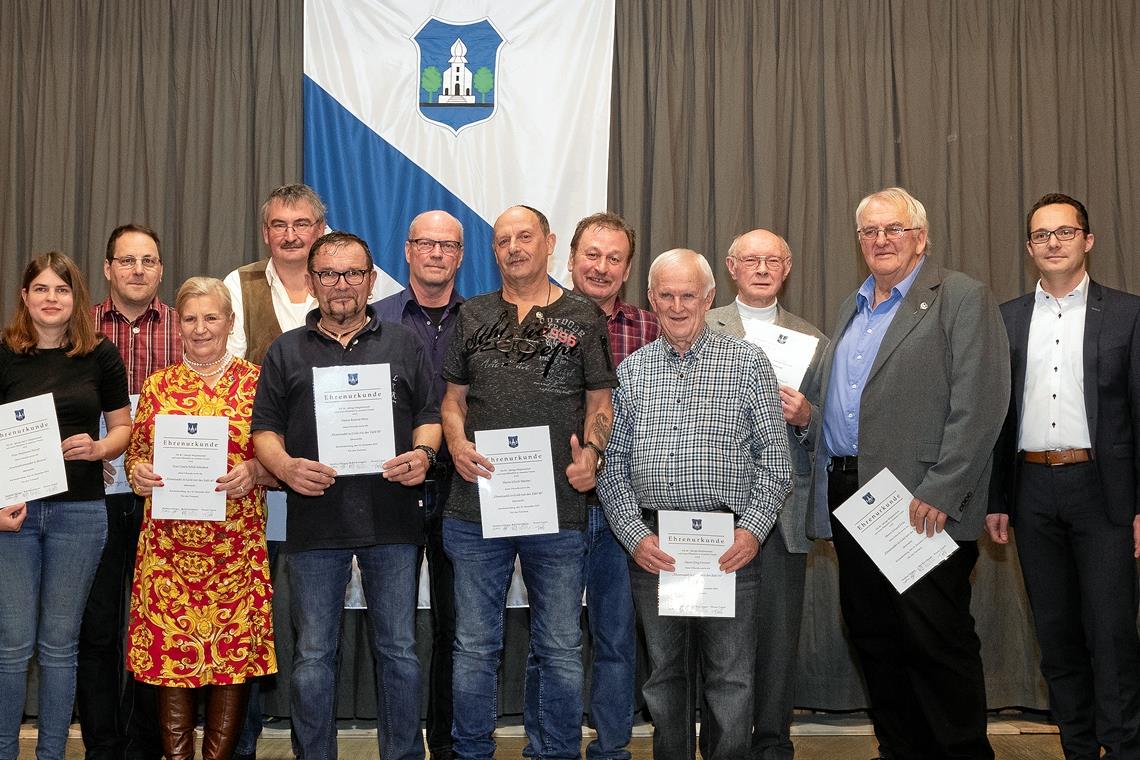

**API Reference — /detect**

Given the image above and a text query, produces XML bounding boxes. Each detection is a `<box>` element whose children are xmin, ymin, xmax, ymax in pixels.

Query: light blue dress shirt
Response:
<box><xmin>823</xmin><ymin>258</ymin><xmax>927</xmax><ymax>456</ymax></box>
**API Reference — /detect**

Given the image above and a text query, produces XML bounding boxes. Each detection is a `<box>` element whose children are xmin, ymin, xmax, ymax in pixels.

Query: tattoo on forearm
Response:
<box><xmin>591</xmin><ymin>412</ymin><xmax>612</xmax><ymax>449</ymax></box>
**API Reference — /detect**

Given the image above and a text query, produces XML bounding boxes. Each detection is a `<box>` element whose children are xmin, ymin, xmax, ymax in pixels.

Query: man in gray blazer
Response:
<box><xmin>705</xmin><ymin>229</ymin><xmax>827</xmax><ymax>760</ymax></box>
<box><xmin>811</xmin><ymin>188</ymin><xmax>1010</xmax><ymax>760</ymax></box>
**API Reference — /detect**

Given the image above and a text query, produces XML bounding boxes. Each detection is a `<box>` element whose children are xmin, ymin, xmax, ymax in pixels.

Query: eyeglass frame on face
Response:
<box><xmin>856</xmin><ymin>225</ymin><xmax>922</xmax><ymax>241</ymax></box>
<box><xmin>310</xmin><ymin>268</ymin><xmax>369</xmax><ymax>287</ymax></box>
<box><xmin>1028</xmin><ymin>226</ymin><xmax>1086</xmax><ymax>246</ymax></box>
<box><xmin>408</xmin><ymin>238</ymin><xmax>462</xmax><ymax>257</ymax></box>
<box><xmin>267</xmin><ymin>219</ymin><xmax>319</xmax><ymax>236</ymax></box>
<box><xmin>731</xmin><ymin>255</ymin><xmax>788</xmax><ymax>270</ymax></box>
<box><xmin>110</xmin><ymin>255</ymin><xmax>162</xmax><ymax>270</ymax></box>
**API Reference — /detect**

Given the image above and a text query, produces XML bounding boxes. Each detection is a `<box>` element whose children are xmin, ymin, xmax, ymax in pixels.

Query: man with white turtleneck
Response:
<box><xmin>705</xmin><ymin>229</ymin><xmax>827</xmax><ymax>760</ymax></box>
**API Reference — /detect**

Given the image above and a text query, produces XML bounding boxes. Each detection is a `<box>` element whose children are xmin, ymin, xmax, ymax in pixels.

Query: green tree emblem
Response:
<box><xmin>473</xmin><ymin>66</ymin><xmax>494</xmax><ymax>104</ymax></box>
<box><xmin>421</xmin><ymin>66</ymin><xmax>442</xmax><ymax>103</ymax></box>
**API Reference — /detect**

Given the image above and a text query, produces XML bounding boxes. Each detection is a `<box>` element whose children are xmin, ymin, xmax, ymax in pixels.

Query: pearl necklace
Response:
<box><xmin>184</xmin><ymin>351</ymin><xmax>232</xmax><ymax>378</ymax></box>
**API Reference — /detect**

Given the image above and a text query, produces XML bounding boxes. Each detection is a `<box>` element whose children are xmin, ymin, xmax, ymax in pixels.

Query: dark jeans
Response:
<box><xmin>76</xmin><ymin>493</ymin><xmax>162</xmax><ymax>760</ymax></box>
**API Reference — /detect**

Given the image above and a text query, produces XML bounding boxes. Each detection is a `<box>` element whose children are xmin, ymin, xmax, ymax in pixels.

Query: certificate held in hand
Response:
<box><xmin>152</xmin><ymin>415</ymin><xmax>229</xmax><ymax>521</ymax></box>
<box><xmin>0</xmin><ymin>392</ymin><xmax>67</xmax><ymax>504</ymax></box>
<box><xmin>474</xmin><ymin>425</ymin><xmax>558</xmax><ymax>538</ymax></box>
<box><xmin>658</xmin><ymin>511</ymin><xmax>736</xmax><ymax>618</ymax></box>
<box><xmin>313</xmin><ymin>364</ymin><xmax>396</xmax><ymax>475</ymax></box>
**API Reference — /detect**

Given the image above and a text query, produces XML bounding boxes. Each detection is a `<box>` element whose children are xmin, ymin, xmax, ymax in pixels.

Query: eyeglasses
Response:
<box><xmin>408</xmin><ymin>238</ymin><xmax>462</xmax><ymax>256</ymax></box>
<box><xmin>1028</xmin><ymin>226</ymin><xmax>1085</xmax><ymax>246</ymax></box>
<box><xmin>732</xmin><ymin>255</ymin><xmax>788</xmax><ymax>270</ymax></box>
<box><xmin>111</xmin><ymin>256</ymin><xmax>161</xmax><ymax>270</ymax></box>
<box><xmin>310</xmin><ymin>268</ymin><xmax>369</xmax><ymax>287</ymax></box>
<box><xmin>267</xmin><ymin>220</ymin><xmax>318</xmax><ymax>235</ymax></box>
<box><xmin>856</xmin><ymin>225</ymin><xmax>921</xmax><ymax>241</ymax></box>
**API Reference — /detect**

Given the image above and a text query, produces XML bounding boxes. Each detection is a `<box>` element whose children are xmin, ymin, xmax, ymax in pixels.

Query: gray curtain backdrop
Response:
<box><xmin>7</xmin><ymin>0</ymin><xmax>1140</xmax><ymax>718</ymax></box>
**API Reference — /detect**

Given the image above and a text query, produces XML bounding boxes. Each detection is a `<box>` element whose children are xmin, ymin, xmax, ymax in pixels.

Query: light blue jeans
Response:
<box><xmin>0</xmin><ymin>499</ymin><xmax>107</xmax><ymax>760</ymax></box>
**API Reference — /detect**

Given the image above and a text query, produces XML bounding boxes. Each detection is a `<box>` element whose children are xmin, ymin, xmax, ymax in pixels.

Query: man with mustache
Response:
<box><xmin>441</xmin><ymin>205</ymin><xmax>617</xmax><ymax>759</ymax></box>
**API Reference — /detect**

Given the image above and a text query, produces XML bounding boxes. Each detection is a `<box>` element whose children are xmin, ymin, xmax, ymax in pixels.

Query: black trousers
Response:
<box><xmin>1013</xmin><ymin>460</ymin><xmax>1140</xmax><ymax>760</ymax></box>
<box><xmin>420</xmin><ymin>471</ymin><xmax>455</xmax><ymax>757</ymax></box>
<box><xmin>76</xmin><ymin>493</ymin><xmax>163</xmax><ymax>760</ymax></box>
<box><xmin>829</xmin><ymin>466</ymin><xmax>993</xmax><ymax>760</ymax></box>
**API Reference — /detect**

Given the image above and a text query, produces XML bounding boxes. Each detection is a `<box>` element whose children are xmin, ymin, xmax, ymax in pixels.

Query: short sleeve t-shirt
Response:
<box><xmin>442</xmin><ymin>289</ymin><xmax>617</xmax><ymax>530</ymax></box>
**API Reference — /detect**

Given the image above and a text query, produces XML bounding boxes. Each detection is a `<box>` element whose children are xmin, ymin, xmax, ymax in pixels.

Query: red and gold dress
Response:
<box><xmin>126</xmin><ymin>358</ymin><xmax>276</xmax><ymax>687</ymax></box>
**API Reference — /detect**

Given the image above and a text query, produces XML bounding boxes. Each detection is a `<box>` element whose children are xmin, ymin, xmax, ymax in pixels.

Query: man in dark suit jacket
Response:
<box><xmin>705</xmin><ymin>229</ymin><xmax>827</xmax><ymax>760</ymax></box>
<box><xmin>811</xmin><ymin>187</ymin><xmax>1010</xmax><ymax>760</ymax></box>
<box><xmin>987</xmin><ymin>193</ymin><xmax>1140</xmax><ymax>759</ymax></box>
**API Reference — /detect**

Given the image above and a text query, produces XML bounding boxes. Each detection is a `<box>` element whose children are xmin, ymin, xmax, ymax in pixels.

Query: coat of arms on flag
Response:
<box><xmin>414</xmin><ymin>18</ymin><xmax>504</xmax><ymax>134</ymax></box>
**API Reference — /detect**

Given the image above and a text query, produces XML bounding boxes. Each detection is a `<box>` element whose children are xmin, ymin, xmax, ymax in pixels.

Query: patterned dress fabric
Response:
<box><xmin>126</xmin><ymin>358</ymin><xmax>276</xmax><ymax>686</ymax></box>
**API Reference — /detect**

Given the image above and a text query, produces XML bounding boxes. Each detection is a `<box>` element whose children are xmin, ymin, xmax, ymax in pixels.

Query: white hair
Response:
<box><xmin>648</xmin><ymin>249</ymin><xmax>715</xmax><ymax>296</ymax></box>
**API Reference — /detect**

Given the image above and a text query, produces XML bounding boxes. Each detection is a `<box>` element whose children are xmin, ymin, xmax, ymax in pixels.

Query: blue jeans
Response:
<box><xmin>524</xmin><ymin>506</ymin><xmax>634</xmax><ymax>760</ymax></box>
<box><xmin>629</xmin><ymin>552</ymin><xmax>762</xmax><ymax>760</ymax></box>
<box><xmin>287</xmin><ymin>544</ymin><xmax>423</xmax><ymax>760</ymax></box>
<box><xmin>444</xmin><ymin>518</ymin><xmax>587</xmax><ymax>760</ymax></box>
<box><xmin>0</xmin><ymin>499</ymin><xmax>107</xmax><ymax>760</ymax></box>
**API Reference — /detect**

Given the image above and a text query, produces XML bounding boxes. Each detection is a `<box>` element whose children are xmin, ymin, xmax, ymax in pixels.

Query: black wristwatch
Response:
<box><xmin>584</xmin><ymin>441</ymin><xmax>606</xmax><ymax>474</ymax></box>
<box><xmin>414</xmin><ymin>444</ymin><xmax>438</xmax><ymax>468</ymax></box>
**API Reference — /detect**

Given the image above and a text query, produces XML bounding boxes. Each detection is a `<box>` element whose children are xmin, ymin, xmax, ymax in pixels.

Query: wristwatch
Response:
<box><xmin>414</xmin><ymin>444</ymin><xmax>438</xmax><ymax>468</ymax></box>
<box><xmin>584</xmin><ymin>441</ymin><xmax>606</xmax><ymax>474</ymax></box>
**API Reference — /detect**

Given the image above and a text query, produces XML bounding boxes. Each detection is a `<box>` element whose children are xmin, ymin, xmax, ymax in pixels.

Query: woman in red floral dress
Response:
<box><xmin>126</xmin><ymin>277</ymin><xmax>277</xmax><ymax>760</ymax></box>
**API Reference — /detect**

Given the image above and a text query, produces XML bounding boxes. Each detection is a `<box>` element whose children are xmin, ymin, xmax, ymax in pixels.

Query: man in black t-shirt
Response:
<box><xmin>440</xmin><ymin>206</ymin><xmax>617</xmax><ymax>758</ymax></box>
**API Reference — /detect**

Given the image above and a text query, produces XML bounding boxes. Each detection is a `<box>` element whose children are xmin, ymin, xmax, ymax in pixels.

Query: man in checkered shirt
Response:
<box><xmin>597</xmin><ymin>248</ymin><xmax>791</xmax><ymax>760</ymax></box>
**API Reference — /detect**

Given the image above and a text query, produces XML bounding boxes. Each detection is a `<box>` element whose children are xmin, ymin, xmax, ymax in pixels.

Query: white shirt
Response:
<box><xmin>223</xmin><ymin>259</ymin><xmax>393</xmax><ymax>358</ymax></box>
<box><xmin>1018</xmin><ymin>273</ymin><xmax>1091</xmax><ymax>451</ymax></box>
<box><xmin>736</xmin><ymin>297</ymin><xmax>779</xmax><ymax>345</ymax></box>
<box><xmin>223</xmin><ymin>259</ymin><xmax>317</xmax><ymax>359</ymax></box>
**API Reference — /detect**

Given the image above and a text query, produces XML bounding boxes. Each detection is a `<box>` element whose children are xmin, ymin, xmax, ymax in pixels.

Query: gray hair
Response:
<box><xmin>648</xmin><ymin>249</ymin><xmax>715</xmax><ymax>296</ymax></box>
<box><xmin>175</xmin><ymin>276</ymin><xmax>233</xmax><ymax>316</ymax></box>
<box><xmin>726</xmin><ymin>230</ymin><xmax>792</xmax><ymax>260</ymax></box>
<box><xmin>261</xmin><ymin>184</ymin><xmax>327</xmax><ymax>227</ymax></box>
<box><xmin>855</xmin><ymin>186</ymin><xmax>932</xmax><ymax>250</ymax></box>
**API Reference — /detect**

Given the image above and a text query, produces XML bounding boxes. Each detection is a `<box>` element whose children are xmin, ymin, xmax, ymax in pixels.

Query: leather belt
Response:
<box><xmin>831</xmin><ymin>455</ymin><xmax>859</xmax><ymax>472</ymax></box>
<box><xmin>1021</xmin><ymin>448</ymin><xmax>1092</xmax><ymax>466</ymax></box>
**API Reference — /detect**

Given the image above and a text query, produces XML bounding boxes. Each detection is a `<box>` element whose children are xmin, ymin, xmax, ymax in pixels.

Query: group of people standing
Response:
<box><xmin>0</xmin><ymin>182</ymin><xmax>1137</xmax><ymax>760</ymax></box>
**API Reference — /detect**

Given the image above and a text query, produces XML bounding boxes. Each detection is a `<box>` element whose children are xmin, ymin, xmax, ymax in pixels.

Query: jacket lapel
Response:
<box><xmin>1083</xmin><ymin>280</ymin><xmax>1104</xmax><ymax>442</ymax></box>
<box><xmin>867</xmin><ymin>259</ymin><xmax>941</xmax><ymax>383</ymax></box>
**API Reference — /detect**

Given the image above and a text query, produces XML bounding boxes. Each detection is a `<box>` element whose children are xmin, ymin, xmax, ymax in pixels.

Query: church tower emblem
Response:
<box><xmin>413</xmin><ymin>18</ymin><xmax>504</xmax><ymax>134</ymax></box>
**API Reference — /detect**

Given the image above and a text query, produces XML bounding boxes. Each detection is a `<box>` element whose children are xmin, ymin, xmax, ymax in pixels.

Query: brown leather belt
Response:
<box><xmin>1021</xmin><ymin>448</ymin><xmax>1092</xmax><ymax>466</ymax></box>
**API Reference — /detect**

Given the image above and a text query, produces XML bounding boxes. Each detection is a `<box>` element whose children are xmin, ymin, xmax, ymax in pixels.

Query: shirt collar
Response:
<box><xmin>856</xmin><ymin>256</ymin><xmax>927</xmax><ymax>311</ymax></box>
<box><xmin>662</xmin><ymin>325</ymin><xmax>711</xmax><ymax>359</ymax></box>
<box><xmin>398</xmin><ymin>285</ymin><xmax>464</xmax><ymax>316</ymax></box>
<box><xmin>1034</xmin><ymin>272</ymin><xmax>1089</xmax><ymax>306</ymax></box>
<box><xmin>99</xmin><ymin>295</ymin><xmax>165</xmax><ymax>322</ymax></box>
<box><xmin>609</xmin><ymin>295</ymin><xmax>641</xmax><ymax>323</ymax></box>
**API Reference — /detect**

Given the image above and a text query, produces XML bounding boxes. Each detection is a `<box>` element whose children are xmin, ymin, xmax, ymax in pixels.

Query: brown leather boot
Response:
<box><xmin>201</xmin><ymin>683</ymin><xmax>252</xmax><ymax>760</ymax></box>
<box><xmin>157</xmin><ymin>686</ymin><xmax>198</xmax><ymax>760</ymax></box>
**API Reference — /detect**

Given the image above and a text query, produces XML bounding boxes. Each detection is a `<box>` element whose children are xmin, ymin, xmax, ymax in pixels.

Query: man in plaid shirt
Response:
<box><xmin>597</xmin><ymin>248</ymin><xmax>791</xmax><ymax>760</ymax></box>
<box><xmin>80</xmin><ymin>224</ymin><xmax>181</xmax><ymax>760</ymax></box>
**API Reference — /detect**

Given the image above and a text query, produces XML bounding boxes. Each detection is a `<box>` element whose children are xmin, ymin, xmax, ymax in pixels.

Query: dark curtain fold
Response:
<box><xmin>0</xmin><ymin>0</ymin><xmax>302</xmax><ymax>318</ymax></box>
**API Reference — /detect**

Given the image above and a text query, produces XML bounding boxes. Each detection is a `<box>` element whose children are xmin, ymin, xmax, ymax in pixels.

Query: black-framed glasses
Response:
<box><xmin>311</xmin><ymin>268</ymin><xmax>368</xmax><ymax>287</ymax></box>
<box><xmin>1028</xmin><ymin>226</ymin><xmax>1085</xmax><ymax>246</ymax></box>
<box><xmin>496</xmin><ymin>336</ymin><xmax>540</xmax><ymax>358</ymax></box>
<box><xmin>408</xmin><ymin>238</ymin><xmax>462</xmax><ymax>256</ymax></box>
<box><xmin>732</xmin><ymin>255</ymin><xmax>788</xmax><ymax>270</ymax></box>
<box><xmin>857</xmin><ymin>225</ymin><xmax>921</xmax><ymax>241</ymax></box>
<box><xmin>111</xmin><ymin>256</ymin><xmax>161</xmax><ymax>270</ymax></box>
<box><xmin>267</xmin><ymin>220</ymin><xmax>318</xmax><ymax>235</ymax></box>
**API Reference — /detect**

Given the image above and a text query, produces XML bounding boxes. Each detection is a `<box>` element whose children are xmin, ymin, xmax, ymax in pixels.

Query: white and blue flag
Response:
<box><xmin>303</xmin><ymin>0</ymin><xmax>616</xmax><ymax>297</ymax></box>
